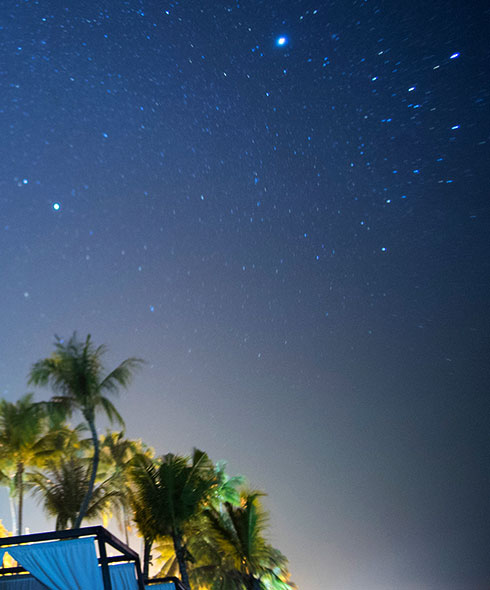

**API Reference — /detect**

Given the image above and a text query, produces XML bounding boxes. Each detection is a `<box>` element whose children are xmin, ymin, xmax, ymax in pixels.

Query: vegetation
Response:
<box><xmin>198</xmin><ymin>492</ymin><xmax>293</xmax><ymax>590</ymax></box>
<box><xmin>0</xmin><ymin>394</ymin><xmax>54</xmax><ymax>534</ymax></box>
<box><xmin>28</xmin><ymin>333</ymin><xmax>143</xmax><ymax>528</ymax></box>
<box><xmin>130</xmin><ymin>449</ymin><xmax>216</xmax><ymax>590</ymax></box>
<box><xmin>0</xmin><ymin>333</ymin><xmax>295</xmax><ymax>590</ymax></box>
<box><xmin>28</xmin><ymin>456</ymin><xmax>119</xmax><ymax>530</ymax></box>
<box><xmin>99</xmin><ymin>430</ymin><xmax>152</xmax><ymax>544</ymax></box>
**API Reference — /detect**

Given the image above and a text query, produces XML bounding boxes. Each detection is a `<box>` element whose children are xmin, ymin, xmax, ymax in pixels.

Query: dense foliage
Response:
<box><xmin>0</xmin><ymin>333</ymin><xmax>295</xmax><ymax>590</ymax></box>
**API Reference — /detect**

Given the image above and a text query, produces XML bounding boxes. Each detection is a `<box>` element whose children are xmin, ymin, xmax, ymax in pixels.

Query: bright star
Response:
<box><xmin>53</xmin><ymin>203</ymin><xmax>60</xmax><ymax>211</ymax></box>
<box><xmin>276</xmin><ymin>36</ymin><xmax>287</xmax><ymax>46</ymax></box>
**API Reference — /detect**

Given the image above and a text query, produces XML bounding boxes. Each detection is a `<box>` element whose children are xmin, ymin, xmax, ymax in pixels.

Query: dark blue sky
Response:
<box><xmin>1</xmin><ymin>1</ymin><xmax>489</xmax><ymax>588</ymax></box>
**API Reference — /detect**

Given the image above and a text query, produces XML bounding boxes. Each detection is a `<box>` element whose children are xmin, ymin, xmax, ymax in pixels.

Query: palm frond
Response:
<box><xmin>99</xmin><ymin>397</ymin><xmax>125</xmax><ymax>427</ymax></box>
<box><xmin>99</xmin><ymin>358</ymin><xmax>144</xmax><ymax>394</ymax></box>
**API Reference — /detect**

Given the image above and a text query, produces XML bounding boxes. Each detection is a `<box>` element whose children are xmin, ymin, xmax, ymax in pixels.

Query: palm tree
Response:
<box><xmin>100</xmin><ymin>431</ymin><xmax>152</xmax><ymax>544</ymax></box>
<box><xmin>130</xmin><ymin>449</ymin><xmax>216</xmax><ymax>590</ymax></box>
<box><xmin>153</xmin><ymin>535</ymin><xmax>181</xmax><ymax>579</ymax></box>
<box><xmin>130</xmin><ymin>478</ymin><xmax>157</xmax><ymax>579</ymax></box>
<box><xmin>197</xmin><ymin>492</ymin><xmax>295</xmax><ymax>590</ymax></box>
<box><xmin>28</xmin><ymin>333</ymin><xmax>143</xmax><ymax>528</ymax></box>
<box><xmin>153</xmin><ymin>461</ymin><xmax>245</xmax><ymax>585</ymax></box>
<box><xmin>209</xmin><ymin>461</ymin><xmax>245</xmax><ymax>510</ymax></box>
<box><xmin>28</xmin><ymin>456</ymin><xmax>120</xmax><ymax>530</ymax></box>
<box><xmin>41</xmin><ymin>421</ymin><xmax>92</xmax><ymax>460</ymax></box>
<box><xmin>0</xmin><ymin>453</ymin><xmax>19</xmax><ymax>534</ymax></box>
<box><xmin>0</xmin><ymin>394</ymin><xmax>52</xmax><ymax>534</ymax></box>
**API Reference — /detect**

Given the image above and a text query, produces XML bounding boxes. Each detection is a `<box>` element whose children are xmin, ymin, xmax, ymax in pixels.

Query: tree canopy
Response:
<box><xmin>0</xmin><ymin>333</ymin><xmax>295</xmax><ymax>590</ymax></box>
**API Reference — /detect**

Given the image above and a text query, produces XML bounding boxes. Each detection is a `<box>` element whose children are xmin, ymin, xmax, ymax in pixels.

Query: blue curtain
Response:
<box><xmin>1</xmin><ymin>538</ymin><xmax>105</xmax><ymax>590</ymax></box>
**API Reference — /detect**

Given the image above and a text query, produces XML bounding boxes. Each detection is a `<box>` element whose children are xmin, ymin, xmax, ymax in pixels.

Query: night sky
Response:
<box><xmin>1</xmin><ymin>1</ymin><xmax>489</xmax><ymax>589</ymax></box>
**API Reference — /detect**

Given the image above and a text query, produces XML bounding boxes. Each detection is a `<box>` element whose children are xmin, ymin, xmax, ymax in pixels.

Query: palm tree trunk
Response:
<box><xmin>17</xmin><ymin>462</ymin><xmax>24</xmax><ymax>535</ymax></box>
<box><xmin>173</xmin><ymin>528</ymin><xmax>191</xmax><ymax>590</ymax></box>
<box><xmin>9</xmin><ymin>491</ymin><xmax>17</xmax><ymax>535</ymax></box>
<box><xmin>143</xmin><ymin>538</ymin><xmax>152</xmax><ymax>580</ymax></box>
<box><xmin>74</xmin><ymin>418</ymin><xmax>99</xmax><ymax>528</ymax></box>
<box><xmin>124</xmin><ymin>505</ymin><xmax>130</xmax><ymax>545</ymax></box>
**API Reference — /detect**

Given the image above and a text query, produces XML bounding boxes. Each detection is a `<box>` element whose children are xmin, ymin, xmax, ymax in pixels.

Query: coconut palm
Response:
<box><xmin>0</xmin><ymin>457</ymin><xmax>19</xmax><ymax>535</ymax></box>
<box><xmin>100</xmin><ymin>431</ymin><xmax>152</xmax><ymax>544</ymax></box>
<box><xmin>0</xmin><ymin>394</ymin><xmax>53</xmax><ymax>534</ymax></box>
<box><xmin>197</xmin><ymin>492</ymin><xmax>295</xmax><ymax>590</ymax></box>
<box><xmin>28</xmin><ymin>456</ymin><xmax>120</xmax><ymax>530</ymax></box>
<box><xmin>130</xmin><ymin>478</ymin><xmax>157</xmax><ymax>579</ymax></box>
<box><xmin>153</xmin><ymin>461</ymin><xmax>244</xmax><ymax>584</ymax></box>
<box><xmin>153</xmin><ymin>535</ymin><xmax>181</xmax><ymax>579</ymax></box>
<box><xmin>42</xmin><ymin>421</ymin><xmax>92</xmax><ymax>459</ymax></box>
<box><xmin>130</xmin><ymin>449</ymin><xmax>216</xmax><ymax>590</ymax></box>
<box><xmin>209</xmin><ymin>461</ymin><xmax>245</xmax><ymax>510</ymax></box>
<box><xmin>28</xmin><ymin>333</ymin><xmax>143</xmax><ymax>528</ymax></box>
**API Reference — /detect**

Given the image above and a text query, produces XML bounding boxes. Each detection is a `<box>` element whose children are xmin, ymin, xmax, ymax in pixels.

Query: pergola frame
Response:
<box><xmin>0</xmin><ymin>526</ymin><xmax>145</xmax><ymax>590</ymax></box>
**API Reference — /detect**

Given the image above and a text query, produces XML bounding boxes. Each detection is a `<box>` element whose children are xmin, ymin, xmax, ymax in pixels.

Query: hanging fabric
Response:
<box><xmin>109</xmin><ymin>562</ymin><xmax>139</xmax><ymax>590</ymax></box>
<box><xmin>5</xmin><ymin>537</ymin><xmax>105</xmax><ymax>590</ymax></box>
